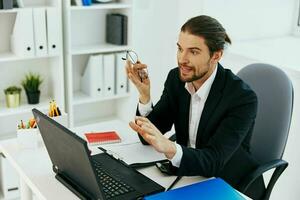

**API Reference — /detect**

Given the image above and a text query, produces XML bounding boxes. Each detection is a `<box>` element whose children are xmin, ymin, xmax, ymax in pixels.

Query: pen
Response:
<box><xmin>166</xmin><ymin>176</ymin><xmax>182</xmax><ymax>191</ymax></box>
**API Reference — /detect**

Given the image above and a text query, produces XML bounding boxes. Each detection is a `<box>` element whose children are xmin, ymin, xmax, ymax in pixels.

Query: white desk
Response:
<box><xmin>0</xmin><ymin>138</ymin><xmax>207</xmax><ymax>200</ymax></box>
<box><xmin>0</xmin><ymin>136</ymin><xmax>250</xmax><ymax>200</ymax></box>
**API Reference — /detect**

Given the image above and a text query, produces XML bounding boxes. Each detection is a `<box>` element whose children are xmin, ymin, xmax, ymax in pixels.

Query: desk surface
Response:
<box><xmin>0</xmin><ymin>138</ymin><xmax>207</xmax><ymax>200</ymax></box>
<box><xmin>0</xmin><ymin>135</ymin><xmax>250</xmax><ymax>200</ymax></box>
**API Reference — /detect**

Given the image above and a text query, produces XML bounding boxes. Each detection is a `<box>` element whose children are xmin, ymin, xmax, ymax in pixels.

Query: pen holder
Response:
<box><xmin>17</xmin><ymin>128</ymin><xmax>39</xmax><ymax>148</ymax></box>
<box><xmin>51</xmin><ymin>113</ymin><xmax>68</xmax><ymax>128</ymax></box>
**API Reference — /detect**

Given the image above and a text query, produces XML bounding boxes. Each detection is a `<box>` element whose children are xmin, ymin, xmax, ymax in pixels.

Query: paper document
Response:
<box><xmin>105</xmin><ymin>143</ymin><xmax>166</xmax><ymax>165</ymax></box>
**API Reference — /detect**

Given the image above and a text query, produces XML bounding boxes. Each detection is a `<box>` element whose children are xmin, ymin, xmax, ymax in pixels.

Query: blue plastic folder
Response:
<box><xmin>144</xmin><ymin>178</ymin><xmax>246</xmax><ymax>200</ymax></box>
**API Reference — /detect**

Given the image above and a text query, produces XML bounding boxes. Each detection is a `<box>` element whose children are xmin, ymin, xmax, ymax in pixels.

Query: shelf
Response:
<box><xmin>0</xmin><ymin>97</ymin><xmax>50</xmax><ymax>117</ymax></box>
<box><xmin>0</xmin><ymin>52</ymin><xmax>58</xmax><ymax>62</ymax></box>
<box><xmin>0</xmin><ymin>7</ymin><xmax>56</xmax><ymax>14</ymax></box>
<box><xmin>0</xmin><ymin>8</ymin><xmax>19</xmax><ymax>14</ymax></box>
<box><xmin>73</xmin><ymin>91</ymin><xmax>130</xmax><ymax>106</ymax></box>
<box><xmin>70</xmin><ymin>3</ymin><xmax>132</xmax><ymax>11</ymax></box>
<box><xmin>71</xmin><ymin>43</ymin><xmax>130</xmax><ymax>55</ymax></box>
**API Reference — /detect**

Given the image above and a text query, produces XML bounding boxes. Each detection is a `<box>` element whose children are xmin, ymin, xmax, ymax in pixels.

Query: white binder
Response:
<box><xmin>46</xmin><ymin>7</ymin><xmax>61</xmax><ymax>56</ymax></box>
<box><xmin>103</xmin><ymin>54</ymin><xmax>115</xmax><ymax>97</ymax></box>
<box><xmin>81</xmin><ymin>54</ymin><xmax>104</xmax><ymax>97</ymax></box>
<box><xmin>11</xmin><ymin>8</ymin><xmax>35</xmax><ymax>57</ymax></box>
<box><xmin>33</xmin><ymin>8</ymin><xmax>48</xmax><ymax>56</ymax></box>
<box><xmin>116</xmin><ymin>52</ymin><xmax>128</xmax><ymax>95</ymax></box>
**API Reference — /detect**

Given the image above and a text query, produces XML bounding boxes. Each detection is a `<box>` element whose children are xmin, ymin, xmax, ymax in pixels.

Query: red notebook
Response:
<box><xmin>84</xmin><ymin>131</ymin><xmax>121</xmax><ymax>145</ymax></box>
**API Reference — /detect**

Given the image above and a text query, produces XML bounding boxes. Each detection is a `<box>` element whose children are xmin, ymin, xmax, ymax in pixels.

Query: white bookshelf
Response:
<box><xmin>0</xmin><ymin>0</ymin><xmax>65</xmax><ymax>198</ymax></box>
<box><xmin>70</xmin><ymin>2</ymin><xmax>132</xmax><ymax>10</ymax></box>
<box><xmin>71</xmin><ymin>43</ymin><xmax>131</xmax><ymax>55</ymax></box>
<box><xmin>63</xmin><ymin>0</ymin><xmax>133</xmax><ymax>128</ymax></box>
<box><xmin>0</xmin><ymin>0</ymin><xmax>65</xmax><ymax>136</ymax></box>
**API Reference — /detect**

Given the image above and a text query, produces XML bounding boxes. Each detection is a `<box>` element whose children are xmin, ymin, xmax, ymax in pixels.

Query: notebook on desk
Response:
<box><xmin>32</xmin><ymin>109</ymin><xmax>164</xmax><ymax>200</ymax></box>
<box><xmin>144</xmin><ymin>178</ymin><xmax>246</xmax><ymax>200</ymax></box>
<box><xmin>84</xmin><ymin>131</ymin><xmax>121</xmax><ymax>145</ymax></box>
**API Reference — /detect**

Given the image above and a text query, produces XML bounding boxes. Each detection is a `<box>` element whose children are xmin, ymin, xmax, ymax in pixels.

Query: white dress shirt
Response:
<box><xmin>138</xmin><ymin>65</ymin><xmax>218</xmax><ymax>167</ymax></box>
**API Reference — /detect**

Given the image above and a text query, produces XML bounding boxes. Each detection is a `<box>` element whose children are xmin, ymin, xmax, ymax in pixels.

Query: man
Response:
<box><xmin>126</xmin><ymin>15</ymin><xmax>263</xmax><ymax>199</ymax></box>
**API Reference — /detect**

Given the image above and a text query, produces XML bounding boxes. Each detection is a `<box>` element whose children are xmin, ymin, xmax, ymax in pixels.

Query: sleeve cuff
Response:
<box><xmin>138</xmin><ymin>100</ymin><xmax>153</xmax><ymax>116</ymax></box>
<box><xmin>169</xmin><ymin>142</ymin><xmax>183</xmax><ymax>168</ymax></box>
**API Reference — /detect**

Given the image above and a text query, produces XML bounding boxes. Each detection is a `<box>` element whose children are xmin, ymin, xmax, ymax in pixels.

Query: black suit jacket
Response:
<box><xmin>137</xmin><ymin>63</ymin><xmax>258</xmax><ymax>188</ymax></box>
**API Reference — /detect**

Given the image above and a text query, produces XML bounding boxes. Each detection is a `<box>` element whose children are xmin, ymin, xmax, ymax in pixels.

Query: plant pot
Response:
<box><xmin>5</xmin><ymin>93</ymin><xmax>21</xmax><ymax>108</ymax></box>
<box><xmin>25</xmin><ymin>90</ymin><xmax>40</xmax><ymax>104</ymax></box>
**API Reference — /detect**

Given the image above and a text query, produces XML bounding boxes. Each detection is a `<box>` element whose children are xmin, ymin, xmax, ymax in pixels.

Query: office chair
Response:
<box><xmin>237</xmin><ymin>63</ymin><xmax>294</xmax><ymax>200</ymax></box>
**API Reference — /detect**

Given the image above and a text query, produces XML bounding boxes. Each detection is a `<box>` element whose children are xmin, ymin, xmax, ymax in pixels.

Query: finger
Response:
<box><xmin>126</xmin><ymin>61</ymin><xmax>134</xmax><ymax>74</ymax></box>
<box><xmin>135</xmin><ymin>116</ymin><xmax>149</xmax><ymax>122</ymax></box>
<box><xmin>133</xmin><ymin>63</ymin><xmax>147</xmax><ymax>71</ymax></box>
<box><xmin>129</xmin><ymin>122</ymin><xmax>156</xmax><ymax>145</ymax></box>
<box><xmin>128</xmin><ymin>73</ymin><xmax>142</xmax><ymax>86</ymax></box>
<box><xmin>135</xmin><ymin>117</ymin><xmax>155</xmax><ymax>128</ymax></box>
<box><xmin>129</xmin><ymin>121</ymin><xmax>140</xmax><ymax>132</ymax></box>
<box><xmin>135</xmin><ymin>120</ymin><xmax>153</xmax><ymax>132</ymax></box>
<box><xmin>129</xmin><ymin>121</ymin><xmax>151</xmax><ymax>138</ymax></box>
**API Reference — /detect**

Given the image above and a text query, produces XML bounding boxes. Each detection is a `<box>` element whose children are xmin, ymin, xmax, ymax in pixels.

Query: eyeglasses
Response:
<box><xmin>122</xmin><ymin>50</ymin><xmax>149</xmax><ymax>81</ymax></box>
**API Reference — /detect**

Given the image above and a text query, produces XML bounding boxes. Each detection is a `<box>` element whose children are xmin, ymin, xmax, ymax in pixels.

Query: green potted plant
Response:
<box><xmin>4</xmin><ymin>86</ymin><xmax>22</xmax><ymax>108</ymax></box>
<box><xmin>21</xmin><ymin>72</ymin><xmax>43</xmax><ymax>104</ymax></box>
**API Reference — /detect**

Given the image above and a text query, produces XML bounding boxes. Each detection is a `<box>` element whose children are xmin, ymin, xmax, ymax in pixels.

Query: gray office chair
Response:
<box><xmin>237</xmin><ymin>63</ymin><xmax>294</xmax><ymax>200</ymax></box>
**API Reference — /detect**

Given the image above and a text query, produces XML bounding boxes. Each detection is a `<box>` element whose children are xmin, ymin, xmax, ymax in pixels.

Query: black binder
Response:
<box><xmin>0</xmin><ymin>0</ymin><xmax>13</xmax><ymax>9</ymax></box>
<box><xmin>106</xmin><ymin>13</ymin><xmax>128</xmax><ymax>45</ymax></box>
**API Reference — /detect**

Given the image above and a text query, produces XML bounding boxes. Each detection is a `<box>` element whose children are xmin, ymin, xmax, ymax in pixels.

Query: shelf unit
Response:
<box><xmin>0</xmin><ymin>0</ymin><xmax>65</xmax><ymax>137</ymax></box>
<box><xmin>63</xmin><ymin>0</ymin><xmax>133</xmax><ymax>128</ymax></box>
<box><xmin>0</xmin><ymin>0</ymin><xmax>65</xmax><ymax>199</ymax></box>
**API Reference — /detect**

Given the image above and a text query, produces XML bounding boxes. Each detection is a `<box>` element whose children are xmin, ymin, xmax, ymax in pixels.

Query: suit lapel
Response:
<box><xmin>196</xmin><ymin>64</ymin><xmax>225</xmax><ymax>145</ymax></box>
<box><xmin>179</xmin><ymin>85</ymin><xmax>191</xmax><ymax>146</ymax></box>
<box><xmin>182</xmin><ymin>90</ymin><xmax>191</xmax><ymax>145</ymax></box>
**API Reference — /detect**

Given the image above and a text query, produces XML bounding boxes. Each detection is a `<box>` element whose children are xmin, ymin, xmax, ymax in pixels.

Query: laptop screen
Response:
<box><xmin>32</xmin><ymin>108</ymin><xmax>103</xmax><ymax>199</ymax></box>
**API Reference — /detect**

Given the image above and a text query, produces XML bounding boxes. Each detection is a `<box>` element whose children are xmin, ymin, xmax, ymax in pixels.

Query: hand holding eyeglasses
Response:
<box><xmin>122</xmin><ymin>50</ymin><xmax>149</xmax><ymax>81</ymax></box>
<box><xmin>124</xmin><ymin>50</ymin><xmax>151</xmax><ymax>104</ymax></box>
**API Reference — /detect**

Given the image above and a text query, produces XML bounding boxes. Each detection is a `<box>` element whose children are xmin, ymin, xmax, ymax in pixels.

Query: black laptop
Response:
<box><xmin>32</xmin><ymin>109</ymin><xmax>165</xmax><ymax>200</ymax></box>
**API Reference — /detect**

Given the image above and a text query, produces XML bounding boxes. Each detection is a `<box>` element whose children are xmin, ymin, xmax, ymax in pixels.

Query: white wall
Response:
<box><xmin>132</xmin><ymin>0</ymin><xmax>298</xmax><ymax>101</ymax></box>
<box><xmin>177</xmin><ymin>0</ymin><xmax>298</xmax><ymax>41</ymax></box>
<box><xmin>132</xmin><ymin>0</ymin><xmax>178</xmax><ymax>102</ymax></box>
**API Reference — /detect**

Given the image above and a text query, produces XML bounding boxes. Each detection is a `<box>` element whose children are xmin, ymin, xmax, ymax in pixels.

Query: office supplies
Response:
<box><xmin>33</xmin><ymin>8</ymin><xmax>48</xmax><ymax>56</ymax></box>
<box><xmin>103</xmin><ymin>54</ymin><xmax>115</xmax><ymax>97</ymax></box>
<box><xmin>48</xmin><ymin>100</ymin><xmax>61</xmax><ymax>117</ymax></box>
<box><xmin>32</xmin><ymin>108</ymin><xmax>165</xmax><ymax>199</ymax></box>
<box><xmin>129</xmin><ymin>159</ymin><xmax>168</xmax><ymax>170</ymax></box>
<box><xmin>46</xmin><ymin>7</ymin><xmax>60</xmax><ymax>56</ymax></box>
<box><xmin>166</xmin><ymin>176</ymin><xmax>182</xmax><ymax>191</ymax></box>
<box><xmin>82</xmin><ymin>0</ymin><xmax>92</xmax><ymax>6</ymax></box>
<box><xmin>144</xmin><ymin>178</ymin><xmax>246</xmax><ymax>200</ymax></box>
<box><xmin>155</xmin><ymin>160</ymin><xmax>173</xmax><ymax>175</ymax></box>
<box><xmin>11</xmin><ymin>8</ymin><xmax>35</xmax><ymax>57</ymax></box>
<box><xmin>106</xmin><ymin>14</ymin><xmax>128</xmax><ymax>45</ymax></box>
<box><xmin>116</xmin><ymin>52</ymin><xmax>128</xmax><ymax>95</ymax></box>
<box><xmin>93</xmin><ymin>0</ymin><xmax>114</xmax><ymax>3</ymax></box>
<box><xmin>0</xmin><ymin>0</ymin><xmax>13</xmax><ymax>9</ymax></box>
<box><xmin>84</xmin><ymin>131</ymin><xmax>121</xmax><ymax>145</ymax></box>
<box><xmin>81</xmin><ymin>54</ymin><xmax>104</xmax><ymax>97</ymax></box>
<box><xmin>71</xmin><ymin>0</ymin><xmax>82</xmax><ymax>6</ymax></box>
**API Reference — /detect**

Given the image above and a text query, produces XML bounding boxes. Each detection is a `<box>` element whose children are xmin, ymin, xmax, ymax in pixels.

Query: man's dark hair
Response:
<box><xmin>181</xmin><ymin>15</ymin><xmax>231</xmax><ymax>57</ymax></box>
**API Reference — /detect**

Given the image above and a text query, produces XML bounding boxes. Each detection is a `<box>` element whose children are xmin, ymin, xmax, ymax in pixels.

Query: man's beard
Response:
<box><xmin>179</xmin><ymin>67</ymin><xmax>209</xmax><ymax>82</ymax></box>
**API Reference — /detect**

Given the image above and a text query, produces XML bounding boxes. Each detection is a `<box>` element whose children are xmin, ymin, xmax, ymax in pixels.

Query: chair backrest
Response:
<box><xmin>237</xmin><ymin>63</ymin><xmax>293</xmax><ymax>164</ymax></box>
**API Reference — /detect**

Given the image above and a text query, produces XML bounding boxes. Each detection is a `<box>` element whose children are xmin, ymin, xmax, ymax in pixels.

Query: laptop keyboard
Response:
<box><xmin>93</xmin><ymin>161</ymin><xmax>135</xmax><ymax>199</ymax></box>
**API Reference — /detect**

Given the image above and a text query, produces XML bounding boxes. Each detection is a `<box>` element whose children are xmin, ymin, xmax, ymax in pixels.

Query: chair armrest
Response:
<box><xmin>239</xmin><ymin>159</ymin><xmax>288</xmax><ymax>192</ymax></box>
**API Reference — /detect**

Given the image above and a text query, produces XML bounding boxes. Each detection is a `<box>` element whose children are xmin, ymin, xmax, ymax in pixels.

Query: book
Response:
<box><xmin>144</xmin><ymin>178</ymin><xmax>246</xmax><ymax>200</ymax></box>
<box><xmin>84</xmin><ymin>131</ymin><xmax>121</xmax><ymax>145</ymax></box>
